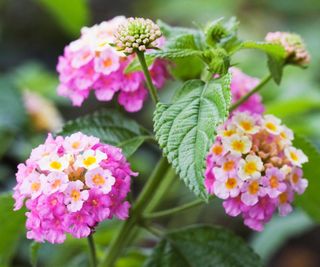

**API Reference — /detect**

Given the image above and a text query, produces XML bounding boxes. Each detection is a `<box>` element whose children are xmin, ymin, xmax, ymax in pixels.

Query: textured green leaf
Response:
<box><xmin>152</xmin><ymin>21</ymin><xmax>205</xmax><ymax>60</ymax></box>
<box><xmin>150</xmin><ymin>48</ymin><xmax>202</xmax><ymax>59</ymax></box>
<box><xmin>241</xmin><ymin>41</ymin><xmax>286</xmax><ymax>59</ymax></box>
<box><xmin>144</xmin><ymin>225</ymin><xmax>262</xmax><ymax>267</ymax></box>
<box><xmin>124</xmin><ymin>55</ymin><xmax>155</xmax><ymax>74</ymax></box>
<box><xmin>293</xmin><ymin>135</ymin><xmax>320</xmax><ymax>222</ymax></box>
<box><xmin>35</xmin><ymin>0</ymin><xmax>90</xmax><ymax>36</ymax></box>
<box><xmin>59</xmin><ymin>109</ymin><xmax>151</xmax><ymax>158</ymax></box>
<box><xmin>240</xmin><ymin>41</ymin><xmax>286</xmax><ymax>84</ymax></box>
<box><xmin>154</xmin><ymin>75</ymin><xmax>231</xmax><ymax>199</ymax></box>
<box><xmin>0</xmin><ymin>193</ymin><xmax>26</xmax><ymax>266</ymax></box>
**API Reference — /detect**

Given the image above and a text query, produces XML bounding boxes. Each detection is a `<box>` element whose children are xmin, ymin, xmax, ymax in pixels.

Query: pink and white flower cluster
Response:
<box><xmin>265</xmin><ymin>32</ymin><xmax>310</xmax><ymax>66</ymax></box>
<box><xmin>205</xmin><ymin>111</ymin><xmax>308</xmax><ymax>231</ymax></box>
<box><xmin>57</xmin><ymin>16</ymin><xmax>168</xmax><ymax>112</ymax></box>
<box><xmin>13</xmin><ymin>132</ymin><xmax>136</xmax><ymax>243</ymax></box>
<box><xmin>229</xmin><ymin>68</ymin><xmax>264</xmax><ymax>114</ymax></box>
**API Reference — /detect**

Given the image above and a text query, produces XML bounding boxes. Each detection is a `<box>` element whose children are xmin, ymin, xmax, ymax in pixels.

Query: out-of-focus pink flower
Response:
<box><xmin>57</xmin><ymin>16</ymin><xmax>169</xmax><ymax>112</ymax></box>
<box><xmin>205</xmin><ymin>111</ymin><xmax>308</xmax><ymax>231</ymax></box>
<box><xmin>230</xmin><ymin>68</ymin><xmax>265</xmax><ymax>114</ymax></box>
<box><xmin>13</xmin><ymin>132</ymin><xmax>137</xmax><ymax>243</ymax></box>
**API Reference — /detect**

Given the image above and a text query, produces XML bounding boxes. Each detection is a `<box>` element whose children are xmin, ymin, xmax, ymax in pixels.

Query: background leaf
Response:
<box><xmin>30</xmin><ymin>242</ymin><xmax>41</xmax><ymax>267</ymax></box>
<box><xmin>35</xmin><ymin>0</ymin><xmax>90</xmax><ymax>36</ymax></box>
<box><xmin>59</xmin><ymin>109</ymin><xmax>152</xmax><ymax>158</ymax></box>
<box><xmin>0</xmin><ymin>193</ymin><xmax>26</xmax><ymax>266</ymax></box>
<box><xmin>144</xmin><ymin>225</ymin><xmax>262</xmax><ymax>267</ymax></box>
<box><xmin>293</xmin><ymin>135</ymin><xmax>320</xmax><ymax>222</ymax></box>
<box><xmin>154</xmin><ymin>75</ymin><xmax>231</xmax><ymax>199</ymax></box>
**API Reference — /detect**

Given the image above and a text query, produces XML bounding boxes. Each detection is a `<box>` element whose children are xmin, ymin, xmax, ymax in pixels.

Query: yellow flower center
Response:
<box><xmin>244</xmin><ymin>161</ymin><xmax>257</xmax><ymax>175</ymax></box>
<box><xmin>92</xmin><ymin>174</ymin><xmax>105</xmax><ymax>186</ymax></box>
<box><xmin>290</xmin><ymin>152</ymin><xmax>298</xmax><ymax>162</ymax></box>
<box><xmin>292</xmin><ymin>173</ymin><xmax>299</xmax><ymax>184</ymax></box>
<box><xmin>83</xmin><ymin>156</ymin><xmax>97</xmax><ymax>167</ymax></box>
<box><xmin>50</xmin><ymin>161</ymin><xmax>62</xmax><ymax>170</ymax></box>
<box><xmin>72</xmin><ymin>142</ymin><xmax>81</xmax><ymax>149</ymax></box>
<box><xmin>103</xmin><ymin>58</ymin><xmax>113</xmax><ymax>68</ymax></box>
<box><xmin>212</xmin><ymin>145</ymin><xmax>223</xmax><ymax>155</ymax></box>
<box><xmin>225</xmin><ymin>178</ymin><xmax>237</xmax><ymax>189</ymax></box>
<box><xmin>266</xmin><ymin>122</ymin><xmax>277</xmax><ymax>132</ymax></box>
<box><xmin>279</xmin><ymin>192</ymin><xmax>288</xmax><ymax>204</ymax></box>
<box><xmin>52</xmin><ymin>179</ymin><xmax>61</xmax><ymax>189</ymax></box>
<box><xmin>280</xmin><ymin>131</ymin><xmax>287</xmax><ymax>139</ymax></box>
<box><xmin>248</xmin><ymin>181</ymin><xmax>259</xmax><ymax>195</ymax></box>
<box><xmin>223</xmin><ymin>129</ymin><xmax>236</xmax><ymax>137</ymax></box>
<box><xmin>269</xmin><ymin>175</ymin><xmax>279</xmax><ymax>188</ymax></box>
<box><xmin>31</xmin><ymin>182</ymin><xmax>41</xmax><ymax>192</ymax></box>
<box><xmin>240</xmin><ymin>121</ymin><xmax>253</xmax><ymax>131</ymax></box>
<box><xmin>231</xmin><ymin>140</ymin><xmax>245</xmax><ymax>152</ymax></box>
<box><xmin>223</xmin><ymin>161</ymin><xmax>235</xmax><ymax>172</ymax></box>
<box><xmin>71</xmin><ymin>189</ymin><xmax>81</xmax><ymax>201</ymax></box>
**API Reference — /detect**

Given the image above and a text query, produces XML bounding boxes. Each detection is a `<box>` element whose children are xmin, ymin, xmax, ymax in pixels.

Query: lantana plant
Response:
<box><xmin>13</xmin><ymin>15</ymin><xmax>317</xmax><ymax>267</ymax></box>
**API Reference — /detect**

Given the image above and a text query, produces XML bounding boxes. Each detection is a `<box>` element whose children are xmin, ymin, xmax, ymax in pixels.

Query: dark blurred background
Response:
<box><xmin>0</xmin><ymin>0</ymin><xmax>320</xmax><ymax>266</ymax></box>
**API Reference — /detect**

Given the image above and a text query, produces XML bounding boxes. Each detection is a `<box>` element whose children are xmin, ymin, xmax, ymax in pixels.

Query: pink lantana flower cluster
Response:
<box><xmin>205</xmin><ymin>111</ymin><xmax>308</xmax><ymax>231</ymax></box>
<box><xmin>57</xmin><ymin>16</ymin><xmax>168</xmax><ymax>112</ymax></box>
<box><xmin>230</xmin><ymin>68</ymin><xmax>264</xmax><ymax>114</ymax></box>
<box><xmin>13</xmin><ymin>132</ymin><xmax>136</xmax><ymax>243</ymax></box>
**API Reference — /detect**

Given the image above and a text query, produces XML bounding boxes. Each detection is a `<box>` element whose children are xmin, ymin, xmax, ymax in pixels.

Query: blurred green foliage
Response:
<box><xmin>0</xmin><ymin>0</ymin><xmax>319</xmax><ymax>266</ymax></box>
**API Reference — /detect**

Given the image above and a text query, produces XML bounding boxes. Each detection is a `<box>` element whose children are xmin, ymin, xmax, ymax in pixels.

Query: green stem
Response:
<box><xmin>144</xmin><ymin>199</ymin><xmax>204</xmax><ymax>220</ymax></box>
<box><xmin>144</xmin><ymin>167</ymin><xmax>177</xmax><ymax>213</ymax></box>
<box><xmin>142</xmin><ymin>224</ymin><xmax>163</xmax><ymax>238</ymax></box>
<box><xmin>136</xmin><ymin>51</ymin><xmax>159</xmax><ymax>104</ymax></box>
<box><xmin>230</xmin><ymin>74</ymin><xmax>272</xmax><ymax>112</ymax></box>
<box><xmin>87</xmin><ymin>234</ymin><xmax>98</xmax><ymax>267</ymax></box>
<box><xmin>99</xmin><ymin>158</ymin><xmax>170</xmax><ymax>267</ymax></box>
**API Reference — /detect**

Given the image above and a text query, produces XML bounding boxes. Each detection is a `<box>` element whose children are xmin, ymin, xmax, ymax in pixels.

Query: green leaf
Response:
<box><xmin>170</xmin><ymin>57</ymin><xmax>204</xmax><ymax>80</ymax></box>
<box><xmin>35</xmin><ymin>0</ymin><xmax>90</xmax><ymax>37</ymax></box>
<box><xmin>150</xmin><ymin>48</ymin><xmax>202</xmax><ymax>59</ymax></box>
<box><xmin>0</xmin><ymin>77</ymin><xmax>27</xmax><ymax>132</ymax></box>
<box><xmin>154</xmin><ymin>75</ymin><xmax>231</xmax><ymax>199</ymax></box>
<box><xmin>251</xmin><ymin>211</ymin><xmax>313</xmax><ymax>261</ymax></box>
<box><xmin>267</xmin><ymin>55</ymin><xmax>284</xmax><ymax>84</ymax></box>
<box><xmin>266</xmin><ymin>98</ymin><xmax>320</xmax><ymax>118</ymax></box>
<box><xmin>293</xmin><ymin>135</ymin><xmax>320</xmax><ymax>222</ymax></box>
<box><xmin>152</xmin><ymin>20</ymin><xmax>205</xmax><ymax>60</ymax></box>
<box><xmin>30</xmin><ymin>242</ymin><xmax>41</xmax><ymax>267</ymax></box>
<box><xmin>59</xmin><ymin>109</ymin><xmax>151</xmax><ymax>158</ymax></box>
<box><xmin>144</xmin><ymin>225</ymin><xmax>262</xmax><ymax>267</ymax></box>
<box><xmin>0</xmin><ymin>193</ymin><xmax>26</xmax><ymax>266</ymax></box>
<box><xmin>239</xmin><ymin>41</ymin><xmax>286</xmax><ymax>84</ymax></box>
<box><xmin>124</xmin><ymin>55</ymin><xmax>155</xmax><ymax>74</ymax></box>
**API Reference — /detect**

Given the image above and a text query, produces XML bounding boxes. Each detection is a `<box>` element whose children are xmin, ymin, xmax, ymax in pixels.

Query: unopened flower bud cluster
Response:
<box><xmin>265</xmin><ymin>32</ymin><xmax>310</xmax><ymax>66</ymax></box>
<box><xmin>115</xmin><ymin>17</ymin><xmax>162</xmax><ymax>54</ymax></box>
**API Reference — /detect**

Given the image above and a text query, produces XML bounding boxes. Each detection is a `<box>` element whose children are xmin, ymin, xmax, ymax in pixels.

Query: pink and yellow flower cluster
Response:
<box><xmin>13</xmin><ymin>133</ymin><xmax>136</xmax><ymax>243</ymax></box>
<box><xmin>205</xmin><ymin>111</ymin><xmax>308</xmax><ymax>231</ymax></box>
<box><xmin>57</xmin><ymin>16</ymin><xmax>168</xmax><ymax>112</ymax></box>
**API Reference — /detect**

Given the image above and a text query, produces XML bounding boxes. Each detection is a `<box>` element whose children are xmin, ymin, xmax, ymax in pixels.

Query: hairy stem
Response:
<box><xmin>87</xmin><ymin>234</ymin><xmax>98</xmax><ymax>267</ymax></box>
<box><xmin>99</xmin><ymin>158</ymin><xmax>170</xmax><ymax>267</ymax></box>
<box><xmin>144</xmin><ymin>199</ymin><xmax>204</xmax><ymax>220</ymax></box>
<box><xmin>137</xmin><ymin>51</ymin><xmax>159</xmax><ymax>104</ymax></box>
<box><xmin>230</xmin><ymin>74</ymin><xmax>272</xmax><ymax>112</ymax></box>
